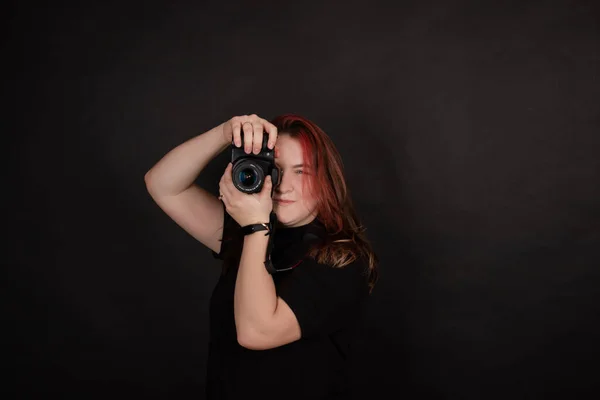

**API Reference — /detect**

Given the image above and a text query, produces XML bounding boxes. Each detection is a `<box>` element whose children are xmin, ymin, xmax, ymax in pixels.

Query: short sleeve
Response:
<box><xmin>276</xmin><ymin>257</ymin><xmax>370</xmax><ymax>339</ymax></box>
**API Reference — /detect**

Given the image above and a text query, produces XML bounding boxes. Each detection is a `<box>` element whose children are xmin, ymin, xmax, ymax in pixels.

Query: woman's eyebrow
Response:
<box><xmin>275</xmin><ymin>163</ymin><xmax>305</xmax><ymax>168</ymax></box>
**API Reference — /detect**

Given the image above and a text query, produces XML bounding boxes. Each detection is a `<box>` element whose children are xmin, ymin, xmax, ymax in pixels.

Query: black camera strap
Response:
<box><xmin>264</xmin><ymin>211</ymin><xmax>278</xmax><ymax>273</ymax></box>
<box><xmin>241</xmin><ymin>211</ymin><xmax>328</xmax><ymax>274</ymax></box>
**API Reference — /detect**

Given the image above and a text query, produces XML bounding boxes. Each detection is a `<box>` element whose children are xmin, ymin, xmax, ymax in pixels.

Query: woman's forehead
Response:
<box><xmin>274</xmin><ymin>137</ymin><xmax>303</xmax><ymax>163</ymax></box>
<box><xmin>274</xmin><ymin>155</ymin><xmax>304</xmax><ymax>167</ymax></box>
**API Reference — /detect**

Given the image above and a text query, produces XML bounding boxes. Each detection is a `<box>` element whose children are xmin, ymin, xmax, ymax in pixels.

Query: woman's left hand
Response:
<box><xmin>219</xmin><ymin>162</ymin><xmax>273</xmax><ymax>227</ymax></box>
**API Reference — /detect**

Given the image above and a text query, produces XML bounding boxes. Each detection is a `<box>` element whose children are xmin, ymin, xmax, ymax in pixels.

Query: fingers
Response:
<box><xmin>232</xmin><ymin>119</ymin><xmax>242</xmax><ymax>147</ymax></box>
<box><xmin>242</xmin><ymin>121</ymin><xmax>253</xmax><ymax>153</ymax></box>
<box><xmin>251</xmin><ymin>121</ymin><xmax>264</xmax><ymax>155</ymax></box>
<box><xmin>263</xmin><ymin>175</ymin><xmax>272</xmax><ymax>195</ymax></box>
<box><xmin>232</xmin><ymin>114</ymin><xmax>278</xmax><ymax>154</ymax></box>
<box><xmin>223</xmin><ymin>162</ymin><xmax>233</xmax><ymax>184</ymax></box>
<box><xmin>263</xmin><ymin>120</ymin><xmax>277</xmax><ymax>150</ymax></box>
<box><xmin>262</xmin><ymin>175</ymin><xmax>274</xmax><ymax>207</ymax></box>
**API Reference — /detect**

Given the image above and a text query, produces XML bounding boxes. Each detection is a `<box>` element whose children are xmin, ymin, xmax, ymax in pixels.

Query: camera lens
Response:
<box><xmin>238</xmin><ymin>168</ymin><xmax>257</xmax><ymax>187</ymax></box>
<box><xmin>232</xmin><ymin>161</ymin><xmax>263</xmax><ymax>193</ymax></box>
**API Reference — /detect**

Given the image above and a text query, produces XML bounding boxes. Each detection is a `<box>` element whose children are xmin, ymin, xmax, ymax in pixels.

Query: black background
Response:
<box><xmin>6</xmin><ymin>1</ymin><xmax>600</xmax><ymax>398</ymax></box>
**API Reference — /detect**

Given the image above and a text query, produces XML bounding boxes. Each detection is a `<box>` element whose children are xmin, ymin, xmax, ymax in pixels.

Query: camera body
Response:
<box><xmin>231</xmin><ymin>134</ymin><xmax>281</xmax><ymax>195</ymax></box>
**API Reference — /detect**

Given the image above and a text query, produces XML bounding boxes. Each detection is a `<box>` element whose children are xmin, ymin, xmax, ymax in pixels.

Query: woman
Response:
<box><xmin>145</xmin><ymin>114</ymin><xmax>379</xmax><ymax>399</ymax></box>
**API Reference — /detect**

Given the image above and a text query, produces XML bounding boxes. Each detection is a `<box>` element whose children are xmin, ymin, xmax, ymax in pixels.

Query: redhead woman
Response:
<box><xmin>145</xmin><ymin>114</ymin><xmax>379</xmax><ymax>399</ymax></box>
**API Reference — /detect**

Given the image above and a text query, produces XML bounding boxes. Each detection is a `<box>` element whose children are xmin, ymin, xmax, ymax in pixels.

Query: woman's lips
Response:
<box><xmin>274</xmin><ymin>199</ymin><xmax>294</xmax><ymax>205</ymax></box>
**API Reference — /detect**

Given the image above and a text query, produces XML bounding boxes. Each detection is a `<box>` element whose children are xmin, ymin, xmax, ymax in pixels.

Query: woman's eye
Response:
<box><xmin>295</xmin><ymin>170</ymin><xmax>304</xmax><ymax>175</ymax></box>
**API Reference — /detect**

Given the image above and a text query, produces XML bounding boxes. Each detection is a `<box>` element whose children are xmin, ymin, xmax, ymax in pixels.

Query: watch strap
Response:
<box><xmin>240</xmin><ymin>212</ymin><xmax>278</xmax><ymax>274</ymax></box>
<box><xmin>241</xmin><ymin>222</ymin><xmax>271</xmax><ymax>236</ymax></box>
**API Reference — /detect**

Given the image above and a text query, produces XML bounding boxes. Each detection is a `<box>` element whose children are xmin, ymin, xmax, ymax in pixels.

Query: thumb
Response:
<box><xmin>262</xmin><ymin>175</ymin><xmax>272</xmax><ymax>197</ymax></box>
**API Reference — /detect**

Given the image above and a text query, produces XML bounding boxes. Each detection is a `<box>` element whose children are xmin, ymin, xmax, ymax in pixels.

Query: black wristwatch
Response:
<box><xmin>241</xmin><ymin>222</ymin><xmax>271</xmax><ymax>236</ymax></box>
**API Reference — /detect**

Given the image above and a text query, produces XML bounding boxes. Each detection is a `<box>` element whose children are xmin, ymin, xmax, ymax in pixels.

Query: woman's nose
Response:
<box><xmin>276</xmin><ymin>171</ymin><xmax>292</xmax><ymax>192</ymax></box>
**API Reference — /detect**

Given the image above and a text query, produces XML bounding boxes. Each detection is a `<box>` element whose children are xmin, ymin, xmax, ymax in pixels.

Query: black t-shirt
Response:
<box><xmin>206</xmin><ymin>204</ymin><xmax>370</xmax><ymax>399</ymax></box>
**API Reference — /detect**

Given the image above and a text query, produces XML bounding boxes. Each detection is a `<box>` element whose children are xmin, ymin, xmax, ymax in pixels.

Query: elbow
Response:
<box><xmin>144</xmin><ymin>170</ymin><xmax>154</xmax><ymax>187</ymax></box>
<box><xmin>144</xmin><ymin>170</ymin><xmax>159</xmax><ymax>196</ymax></box>
<box><xmin>237</xmin><ymin>327</ymin><xmax>267</xmax><ymax>350</ymax></box>
<box><xmin>237</xmin><ymin>334</ymin><xmax>256</xmax><ymax>350</ymax></box>
<box><xmin>237</xmin><ymin>332</ymin><xmax>258</xmax><ymax>350</ymax></box>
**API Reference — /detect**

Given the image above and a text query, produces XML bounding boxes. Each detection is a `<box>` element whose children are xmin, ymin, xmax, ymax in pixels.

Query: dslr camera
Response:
<box><xmin>231</xmin><ymin>134</ymin><xmax>281</xmax><ymax>195</ymax></box>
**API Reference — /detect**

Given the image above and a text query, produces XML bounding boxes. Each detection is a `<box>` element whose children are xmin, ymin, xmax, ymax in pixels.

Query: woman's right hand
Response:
<box><xmin>222</xmin><ymin>114</ymin><xmax>278</xmax><ymax>155</ymax></box>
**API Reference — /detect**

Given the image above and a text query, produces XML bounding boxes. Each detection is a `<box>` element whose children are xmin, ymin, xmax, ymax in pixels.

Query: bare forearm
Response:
<box><xmin>144</xmin><ymin>123</ymin><xmax>230</xmax><ymax>197</ymax></box>
<box><xmin>234</xmin><ymin>233</ymin><xmax>277</xmax><ymax>338</ymax></box>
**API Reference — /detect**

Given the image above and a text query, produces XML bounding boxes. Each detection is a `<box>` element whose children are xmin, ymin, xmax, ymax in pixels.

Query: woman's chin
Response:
<box><xmin>274</xmin><ymin>209</ymin><xmax>294</xmax><ymax>224</ymax></box>
<box><xmin>273</xmin><ymin>210</ymin><xmax>287</xmax><ymax>220</ymax></box>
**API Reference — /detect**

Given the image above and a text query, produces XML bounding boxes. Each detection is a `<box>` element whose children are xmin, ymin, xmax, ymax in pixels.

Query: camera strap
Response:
<box><xmin>264</xmin><ymin>210</ymin><xmax>278</xmax><ymax>273</ymax></box>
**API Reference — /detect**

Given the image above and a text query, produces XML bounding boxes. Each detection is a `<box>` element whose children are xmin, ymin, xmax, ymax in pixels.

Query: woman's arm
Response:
<box><xmin>234</xmin><ymin>232</ymin><xmax>280</xmax><ymax>343</ymax></box>
<box><xmin>145</xmin><ymin>123</ymin><xmax>229</xmax><ymax>197</ymax></box>
<box><xmin>144</xmin><ymin>123</ymin><xmax>231</xmax><ymax>253</ymax></box>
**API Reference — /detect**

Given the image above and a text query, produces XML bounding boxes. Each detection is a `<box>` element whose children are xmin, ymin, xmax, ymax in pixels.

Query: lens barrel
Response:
<box><xmin>232</xmin><ymin>160</ymin><xmax>264</xmax><ymax>193</ymax></box>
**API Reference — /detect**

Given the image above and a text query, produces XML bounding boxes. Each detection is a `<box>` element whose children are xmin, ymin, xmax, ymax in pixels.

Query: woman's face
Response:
<box><xmin>272</xmin><ymin>135</ymin><xmax>318</xmax><ymax>227</ymax></box>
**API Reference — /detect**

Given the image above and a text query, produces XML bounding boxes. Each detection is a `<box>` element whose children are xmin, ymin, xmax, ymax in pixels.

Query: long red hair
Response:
<box><xmin>270</xmin><ymin>114</ymin><xmax>379</xmax><ymax>294</ymax></box>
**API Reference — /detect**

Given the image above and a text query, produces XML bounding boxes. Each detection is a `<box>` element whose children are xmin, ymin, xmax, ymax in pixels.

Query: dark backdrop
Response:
<box><xmin>6</xmin><ymin>1</ymin><xmax>600</xmax><ymax>399</ymax></box>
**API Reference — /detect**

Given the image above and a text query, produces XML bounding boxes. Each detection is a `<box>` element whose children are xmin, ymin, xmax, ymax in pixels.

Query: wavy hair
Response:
<box><xmin>270</xmin><ymin>114</ymin><xmax>379</xmax><ymax>294</ymax></box>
